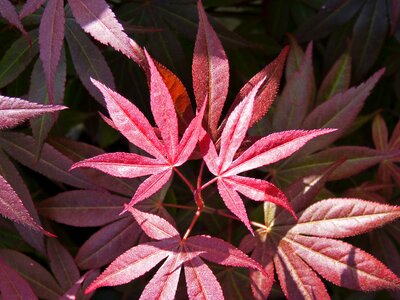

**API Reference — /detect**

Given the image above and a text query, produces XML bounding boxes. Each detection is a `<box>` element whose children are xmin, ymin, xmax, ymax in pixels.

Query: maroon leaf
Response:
<box><xmin>301</xmin><ymin>69</ymin><xmax>385</xmax><ymax>153</ymax></box>
<box><xmin>0</xmin><ymin>149</ymin><xmax>45</xmax><ymax>253</ymax></box>
<box><xmin>76</xmin><ymin>217</ymin><xmax>140</xmax><ymax>270</ymax></box>
<box><xmin>30</xmin><ymin>47</ymin><xmax>66</xmax><ymax>158</ymax></box>
<box><xmin>275</xmin><ymin>241</ymin><xmax>330</xmax><ymax>299</ymax></box>
<box><xmin>290</xmin><ymin>198</ymin><xmax>400</xmax><ymax>238</ymax></box>
<box><xmin>273</xmin><ymin>42</ymin><xmax>315</xmax><ymax>131</ymax></box>
<box><xmin>68</xmin><ymin>0</ymin><xmax>145</xmax><ymax>67</ymax></box>
<box><xmin>287</xmin><ymin>235</ymin><xmax>400</xmax><ymax>291</ymax></box>
<box><xmin>65</xmin><ymin>19</ymin><xmax>115</xmax><ymax>105</ymax></box>
<box><xmin>47</xmin><ymin>239</ymin><xmax>80</xmax><ymax>291</ymax></box>
<box><xmin>184</xmin><ymin>255</ymin><xmax>224</xmax><ymax>300</ymax></box>
<box><xmin>0</xmin><ymin>0</ymin><xmax>27</xmax><ymax>35</ymax></box>
<box><xmin>0</xmin><ymin>258</ymin><xmax>37</xmax><ymax>300</ymax></box>
<box><xmin>49</xmin><ymin>137</ymin><xmax>138</xmax><ymax>196</ymax></box>
<box><xmin>19</xmin><ymin>0</ymin><xmax>46</xmax><ymax>19</ymax></box>
<box><xmin>0</xmin><ymin>249</ymin><xmax>63</xmax><ymax>299</ymax></box>
<box><xmin>192</xmin><ymin>0</ymin><xmax>229</xmax><ymax>139</ymax></box>
<box><xmin>38</xmin><ymin>190</ymin><xmax>129</xmax><ymax>227</ymax></box>
<box><xmin>0</xmin><ymin>132</ymin><xmax>97</xmax><ymax>190</ymax></box>
<box><xmin>281</xmin><ymin>146</ymin><xmax>396</xmax><ymax>181</ymax></box>
<box><xmin>0</xmin><ymin>95</ymin><xmax>66</xmax><ymax>130</ymax></box>
<box><xmin>316</xmin><ymin>53</ymin><xmax>351</xmax><ymax>103</ymax></box>
<box><xmin>85</xmin><ymin>240</ymin><xmax>175</xmax><ymax>293</ymax></box>
<box><xmin>39</xmin><ymin>0</ymin><xmax>64</xmax><ymax>104</ymax></box>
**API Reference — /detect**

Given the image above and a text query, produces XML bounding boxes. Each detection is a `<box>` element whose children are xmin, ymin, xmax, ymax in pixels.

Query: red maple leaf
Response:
<box><xmin>71</xmin><ymin>50</ymin><xmax>206</xmax><ymax>210</ymax></box>
<box><xmin>85</xmin><ymin>207</ymin><xmax>266</xmax><ymax>299</ymax></box>
<box><xmin>239</xmin><ymin>164</ymin><xmax>400</xmax><ymax>299</ymax></box>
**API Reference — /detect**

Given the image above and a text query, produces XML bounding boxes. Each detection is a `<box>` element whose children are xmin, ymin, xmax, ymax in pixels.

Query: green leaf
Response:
<box><xmin>0</xmin><ymin>30</ymin><xmax>39</xmax><ymax>88</ymax></box>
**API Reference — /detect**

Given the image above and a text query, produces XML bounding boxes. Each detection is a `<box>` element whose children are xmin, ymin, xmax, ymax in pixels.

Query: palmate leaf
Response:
<box><xmin>85</xmin><ymin>208</ymin><xmax>264</xmax><ymax>299</ymax></box>
<box><xmin>241</xmin><ymin>173</ymin><xmax>400</xmax><ymax>299</ymax></box>
<box><xmin>72</xmin><ymin>51</ymin><xmax>206</xmax><ymax>210</ymax></box>
<box><xmin>200</xmin><ymin>74</ymin><xmax>334</xmax><ymax>233</ymax></box>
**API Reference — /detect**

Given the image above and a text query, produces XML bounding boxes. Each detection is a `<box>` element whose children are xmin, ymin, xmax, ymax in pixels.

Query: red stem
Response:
<box><xmin>173</xmin><ymin>167</ymin><xmax>195</xmax><ymax>193</ymax></box>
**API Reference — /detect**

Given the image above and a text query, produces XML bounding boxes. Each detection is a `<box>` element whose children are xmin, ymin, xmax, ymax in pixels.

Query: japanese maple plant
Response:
<box><xmin>0</xmin><ymin>0</ymin><xmax>399</xmax><ymax>299</ymax></box>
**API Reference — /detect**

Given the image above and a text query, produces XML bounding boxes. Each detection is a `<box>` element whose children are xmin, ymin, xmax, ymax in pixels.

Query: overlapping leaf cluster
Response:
<box><xmin>0</xmin><ymin>0</ymin><xmax>399</xmax><ymax>299</ymax></box>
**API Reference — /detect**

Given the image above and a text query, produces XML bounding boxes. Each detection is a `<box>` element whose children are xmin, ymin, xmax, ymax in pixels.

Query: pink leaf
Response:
<box><xmin>217</xmin><ymin>178</ymin><xmax>253</xmax><ymax>234</ymax></box>
<box><xmin>91</xmin><ymin>78</ymin><xmax>167</xmax><ymax>160</ymax></box>
<box><xmin>70</xmin><ymin>152</ymin><xmax>169</xmax><ymax>178</ymax></box>
<box><xmin>139</xmin><ymin>253</ymin><xmax>183</xmax><ymax>300</ymax></box>
<box><xmin>248</xmin><ymin>237</ymin><xmax>275</xmax><ymax>300</ymax></box>
<box><xmin>39</xmin><ymin>0</ymin><xmax>64</xmax><ymax>104</ymax></box>
<box><xmin>291</xmin><ymin>198</ymin><xmax>400</xmax><ymax>238</ymax></box>
<box><xmin>37</xmin><ymin>190</ymin><xmax>129</xmax><ymax>227</ymax></box>
<box><xmin>287</xmin><ymin>235</ymin><xmax>400</xmax><ymax>291</ymax></box>
<box><xmin>0</xmin><ymin>95</ymin><xmax>66</xmax><ymax>130</ymax></box>
<box><xmin>0</xmin><ymin>258</ymin><xmax>37</xmax><ymax>300</ymax></box>
<box><xmin>192</xmin><ymin>0</ymin><xmax>229</xmax><ymax>139</ymax></box>
<box><xmin>0</xmin><ymin>0</ymin><xmax>27</xmax><ymax>35</ymax></box>
<box><xmin>68</xmin><ymin>0</ymin><xmax>145</xmax><ymax>67</ymax></box>
<box><xmin>184</xmin><ymin>255</ymin><xmax>224</xmax><ymax>300</ymax></box>
<box><xmin>224</xmin><ymin>175</ymin><xmax>295</xmax><ymax>218</ymax></box>
<box><xmin>0</xmin><ymin>150</ymin><xmax>45</xmax><ymax>253</ymax></box>
<box><xmin>227</xmin><ymin>46</ymin><xmax>289</xmax><ymax>129</ymax></box>
<box><xmin>218</xmin><ymin>79</ymin><xmax>261</xmax><ymax>173</ymax></box>
<box><xmin>275</xmin><ymin>241</ymin><xmax>330</xmax><ymax>300</ymax></box>
<box><xmin>19</xmin><ymin>0</ymin><xmax>46</xmax><ymax>19</ymax></box>
<box><xmin>85</xmin><ymin>241</ymin><xmax>175</xmax><ymax>294</ymax></box>
<box><xmin>76</xmin><ymin>217</ymin><xmax>140</xmax><ymax>270</ymax></box>
<box><xmin>145</xmin><ymin>50</ymin><xmax>179</xmax><ymax>160</ymax></box>
<box><xmin>226</xmin><ymin>129</ymin><xmax>336</xmax><ymax>176</ymax></box>
<box><xmin>47</xmin><ymin>239</ymin><xmax>80</xmax><ymax>291</ymax></box>
<box><xmin>127</xmin><ymin>207</ymin><xmax>179</xmax><ymax>240</ymax></box>
<box><xmin>127</xmin><ymin>169</ymin><xmax>173</xmax><ymax>207</ymax></box>
<box><xmin>199</xmin><ymin>129</ymin><xmax>219</xmax><ymax>175</ymax></box>
<box><xmin>186</xmin><ymin>235</ymin><xmax>264</xmax><ymax>273</ymax></box>
<box><xmin>0</xmin><ymin>174</ymin><xmax>44</xmax><ymax>232</ymax></box>
<box><xmin>174</xmin><ymin>101</ymin><xmax>206</xmax><ymax>166</ymax></box>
